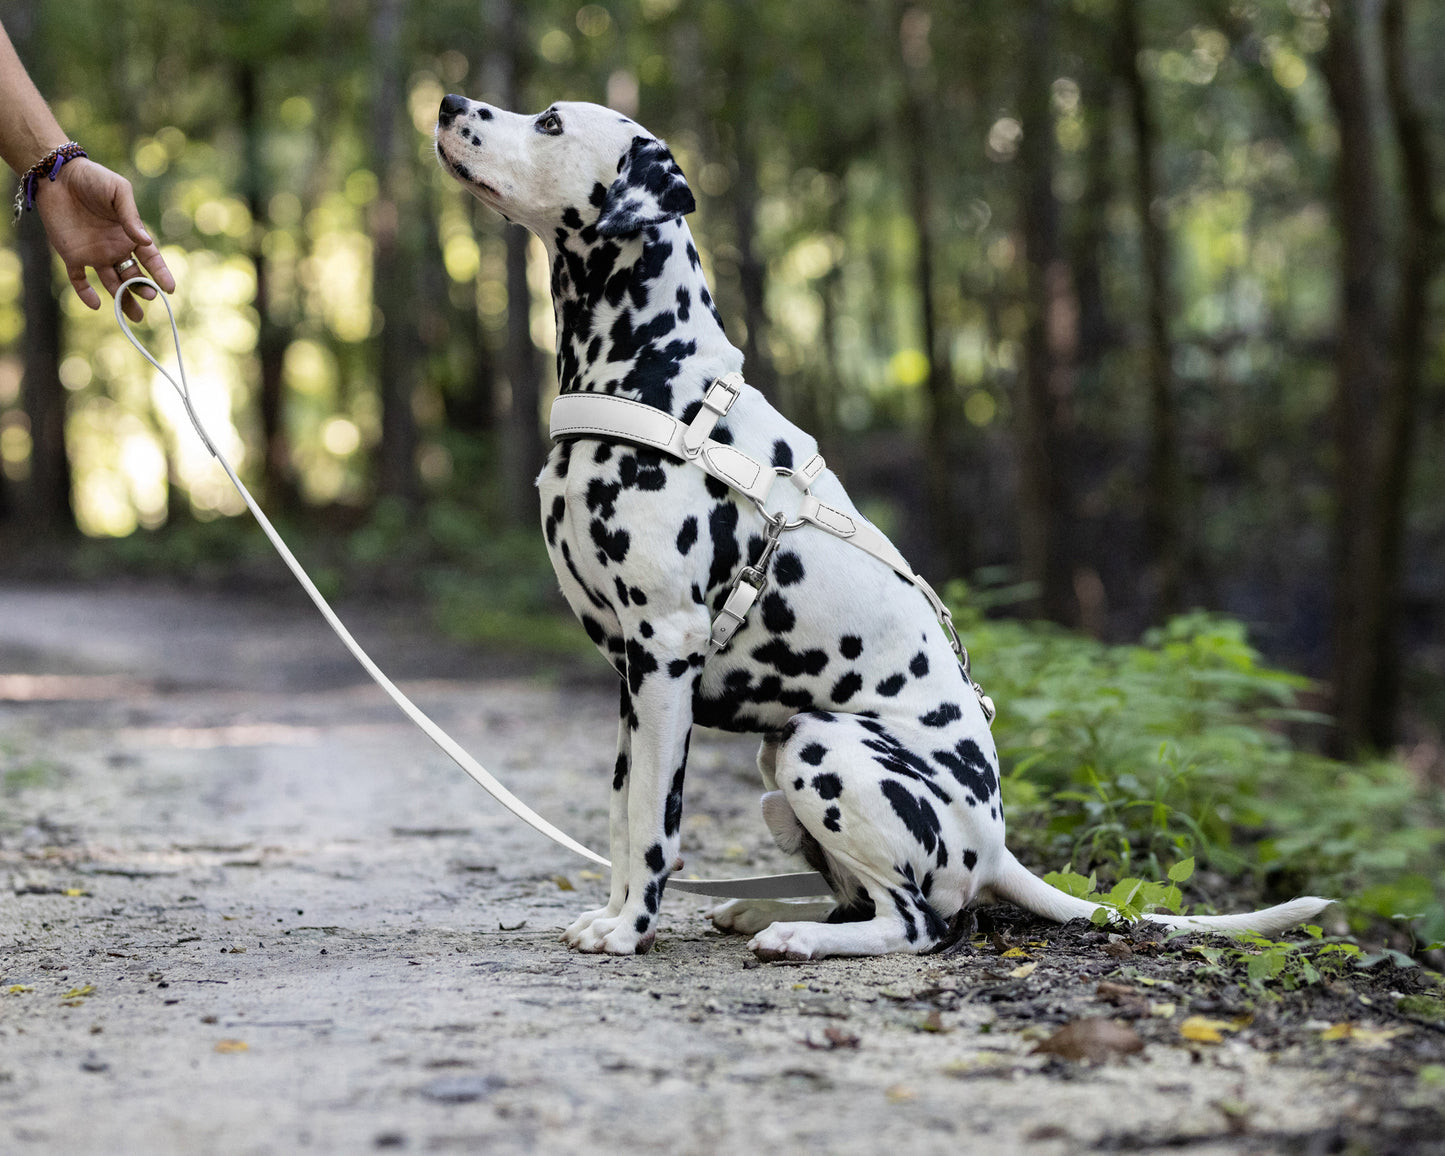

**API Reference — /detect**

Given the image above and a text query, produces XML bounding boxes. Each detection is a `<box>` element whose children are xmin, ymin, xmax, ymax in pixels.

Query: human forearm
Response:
<box><xmin>0</xmin><ymin>20</ymin><xmax>68</xmax><ymax>175</ymax></box>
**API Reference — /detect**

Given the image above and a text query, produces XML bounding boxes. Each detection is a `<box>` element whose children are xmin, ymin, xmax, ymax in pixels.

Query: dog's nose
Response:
<box><xmin>438</xmin><ymin>93</ymin><xmax>470</xmax><ymax>126</ymax></box>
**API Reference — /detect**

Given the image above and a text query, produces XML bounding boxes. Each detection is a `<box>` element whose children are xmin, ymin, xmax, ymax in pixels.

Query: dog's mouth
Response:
<box><xmin>434</xmin><ymin>139</ymin><xmax>501</xmax><ymax>200</ymax></box>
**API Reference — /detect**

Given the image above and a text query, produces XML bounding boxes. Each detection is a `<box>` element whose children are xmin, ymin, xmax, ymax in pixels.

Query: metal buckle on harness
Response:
<box><xmin>683</xmin><ymin>374</ymin><xmax>743</xmax><ymax>458</ymax></box>
<box><xmin>708</xmin><ymin>511</ymin><xmax>787</xmax><ymax>655</ymax></box>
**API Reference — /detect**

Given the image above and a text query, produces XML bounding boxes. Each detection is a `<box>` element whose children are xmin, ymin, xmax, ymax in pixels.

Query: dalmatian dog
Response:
<box><xmin>434</xmin><ymin>96</ymin><xmax>1330</xmax><ymax>959</ymax></box>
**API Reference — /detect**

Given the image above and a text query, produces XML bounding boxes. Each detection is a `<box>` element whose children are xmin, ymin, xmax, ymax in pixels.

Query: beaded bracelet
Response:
<box><xmin>11</xmin><ymin>141</ymin><xmax>88</xmax><ymax>224</ymax></box>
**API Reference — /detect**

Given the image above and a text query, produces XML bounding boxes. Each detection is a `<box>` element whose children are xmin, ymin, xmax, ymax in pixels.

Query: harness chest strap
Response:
<box><xmin>549</xmin><ymin>377</ymin><xmax>995</xmax><ymax>725</ymax></box>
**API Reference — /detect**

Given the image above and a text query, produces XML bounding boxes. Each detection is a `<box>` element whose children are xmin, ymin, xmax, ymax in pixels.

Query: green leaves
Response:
<box><xmin>1043</xmin><ymin>861</ymin><xmax>1190</xmax><ymax>924</ymax></box>
<box><xmin>949</xmin><ymin>586</ymin><xmax>1445</xmax><ymax>947</ymax></box>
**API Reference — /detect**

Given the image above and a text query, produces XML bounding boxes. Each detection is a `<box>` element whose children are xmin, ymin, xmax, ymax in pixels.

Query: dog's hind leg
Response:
<box><xmin>743</xmin><ymin>713</ymin><xmax>971</xmax><ymax>959</ymax></box>
<box><xmin>560</xmin><ymin>689</ymin><xmax>633</xmax><ymax>942</ymax></box>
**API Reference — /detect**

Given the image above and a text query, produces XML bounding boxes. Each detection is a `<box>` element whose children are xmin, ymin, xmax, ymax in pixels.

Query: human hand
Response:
<box><xmin>34</xmin><ymin>157</ymin><xmax>175</xmax><ymax>322</ymax></box>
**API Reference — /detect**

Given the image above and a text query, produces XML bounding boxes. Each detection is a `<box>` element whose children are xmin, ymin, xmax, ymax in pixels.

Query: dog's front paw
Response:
<box><xmin>561</xmin><ymin>904</ymin><xmax>619</xmax><ymax>947</ymax></box>
<box><xmin>748</xmin><ymin>921</ymin><xmax>821</xmax><ymax>962</ymax></box>
<box><xmin>566</xmin><ymin>911</ymin><xmax>657</xmax><ymax>955</ymax></box>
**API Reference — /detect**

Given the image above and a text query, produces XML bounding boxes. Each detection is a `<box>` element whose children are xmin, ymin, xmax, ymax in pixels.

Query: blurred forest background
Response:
<box><xmin>0</xmin><ymin>0</ymin><xmax>1441</xmax><ymax>775</ymax></box>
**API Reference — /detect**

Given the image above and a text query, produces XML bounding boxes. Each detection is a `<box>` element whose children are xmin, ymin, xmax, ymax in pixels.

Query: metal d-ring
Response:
<box><xmin>749</xmin><ymin>467</ymin><xmax>809</xmax><ymax>530</ymax></box>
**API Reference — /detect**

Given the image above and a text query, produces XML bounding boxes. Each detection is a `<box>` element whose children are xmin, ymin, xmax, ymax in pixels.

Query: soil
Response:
<box><xmin>1</xmin><ymin>580</ymin><xmax>1442</xmax><ymax>1155</ymax></box>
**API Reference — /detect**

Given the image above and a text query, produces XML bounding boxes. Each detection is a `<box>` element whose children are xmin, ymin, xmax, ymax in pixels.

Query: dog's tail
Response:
<box><xmin>988</xmin><ymin>849</ymin><xmax>1332</xmax><ymax>936</ymax></box>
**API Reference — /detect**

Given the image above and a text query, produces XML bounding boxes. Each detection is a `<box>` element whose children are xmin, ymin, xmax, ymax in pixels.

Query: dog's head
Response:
<box><xmin>435</xmin><ymin>97</ymin><xmax>695</xmax><ymax>240</ymax></box>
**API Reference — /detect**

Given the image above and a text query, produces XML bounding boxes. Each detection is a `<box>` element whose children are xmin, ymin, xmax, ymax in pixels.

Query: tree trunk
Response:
<box><xmin>731</xmin><ymin>139</ymin><xmax>775</xmax><ymax>401</ymax></box>
<box><xmin>1015</xmin><ymin>0</ymin><xmax>1075</xmax><ymax>624</ymax></box>
<box><xmin>484</xmin><ymin>0</ymin><xmax>545</xmax><ymax>524</ymax></box>
<box><xmin>1118</xmin><ymin>0</ymin><xmax>1182</xmax><ymax>619</ymax></box>
<box><xmin>11</xmin><ymin>2</ymin><xmax>72</xmax><ymax>535</ymax></box>
<box><xmin>238</xmin><ymin>62</ymin><xmax>297</xmax><ymax>512</ymax></box>
<box><xmin>1320</xmin><ymin>0</ymin><xmax>1389</xmax><ymax>756</ymax></box>
<box><xmin>1362</xmin><ymin>0</ymin><xmax>1438</xmax><ymax>750</ymax></box>
<box><xmin>369</xmin><ymin>0</ymin><xmax>419</xmax><ymax>507</ymax></box>
<box><xmin>17</xmin><ymin>212</ymin><xmax>71</xmax><ymax>533</ymax></box>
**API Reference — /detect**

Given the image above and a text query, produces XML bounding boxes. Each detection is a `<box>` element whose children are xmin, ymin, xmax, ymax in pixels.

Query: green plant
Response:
<box><xmin>1044</xmin><ymin>856</ymin><xmax>1197</xmax><ymax>924</ymax></box>
<box><xmin>946</xmin><ymin>583</ymin><xmax>1445</xmax><ymax>947</ymax></box>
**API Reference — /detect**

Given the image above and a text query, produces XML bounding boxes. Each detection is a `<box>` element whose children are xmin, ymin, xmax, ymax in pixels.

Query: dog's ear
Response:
<box><xmin>595</xmin><ymin>136</ymin><xmax>696</xmax><ymax>238</ymax></box>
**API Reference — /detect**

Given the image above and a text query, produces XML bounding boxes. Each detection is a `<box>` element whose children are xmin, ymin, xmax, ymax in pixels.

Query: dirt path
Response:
<box><xmin>2</xmin><ymin>581</ymin><xmax>1442</xmax><ymax>1154</ymax></box>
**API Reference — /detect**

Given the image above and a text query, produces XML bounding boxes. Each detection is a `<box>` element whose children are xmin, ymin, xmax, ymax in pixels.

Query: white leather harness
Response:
<box><xmin>549</xmin><ymin>373</ymin><xmax>996</xmax><ymax>725</ymax></box>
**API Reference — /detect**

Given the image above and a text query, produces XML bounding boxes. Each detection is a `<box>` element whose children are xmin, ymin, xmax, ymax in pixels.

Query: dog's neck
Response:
<box><xmin>541</xmin><ymin>216</ymin><xmax>742</xmax><ymax>417</ymax></box>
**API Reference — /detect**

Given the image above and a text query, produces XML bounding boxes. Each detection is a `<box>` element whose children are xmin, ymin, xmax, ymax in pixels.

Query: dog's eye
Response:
<box><xmin>537</xmin><ymin>111</ymin><xmax>563</xmax><ymax>136</ymax></box>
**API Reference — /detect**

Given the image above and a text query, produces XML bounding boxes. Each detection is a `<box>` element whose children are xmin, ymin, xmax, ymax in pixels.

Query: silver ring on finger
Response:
<box><xmin>114</xmin><ymin>257</ymin><xmax>139</xmax><ymax>277</ymax></box>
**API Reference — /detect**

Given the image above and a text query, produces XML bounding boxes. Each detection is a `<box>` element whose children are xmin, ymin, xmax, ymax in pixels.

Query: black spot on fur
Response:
<box><xmin>581</xmin><ymin>615</ymin><xmax>607</xmax><ymax>647</ymax></box>
<box><xmin>706</xmin><ymin>503</ymin><xmax>741</xmax><ymax>591</ymax></box>
<box><xmin>823</xmin><ymin>805</ymin><xmax>842</xmax><ymax>832</ymax></box>
<box><xmin>771</xmin><ymin>440</ymin><xmax>793</xmax><ymax>469</ymax></box>
<box><xmin>773</xmin><ymin>552</ymin><xmax>805</xmax><ymax>586</ymax></box>
<box><xmin>664</xmin><ymin>765</ymin><xmax>685</xmax><ymax>836</ymax></box>
<box><xmin>761</xmin><ymin>592</ymin><xmax>795</xmax><ymax>634</ymax></box>
<box><xmin>676</xmin><ymin>515</ymin><xmax>698</xmax><ymax>555</ymax></box>
<box><xmin>811</xmin><ymin>772</ymin><xmax>843</xmax><ymax>800</ymax></box>
<box><xmin>667</xmin><ymin>658</ymin><xmax>690</xmax><ymax>678</ymax></box>
<box><xmin>880</xmin><ymin>781</ymin><xmax>945</xmax><ymax>866</ymax></box>
<box><xmin>799</xmin><ymin>743</ymin><xmax>828</xmax><ymax>766</ymax></box>
<box><xmin>932</xmin><ymin>738</ymin><xmax>999</xmax><ymax>803</ymax></box>
<box><xmin>645</xmin><ymin>843</ymin><xmax>665</xmax><ymax>873</ymax></box>
<box><xmin>919</xmin><ymin>702</ymin><xmax>962</xmax><ymax>728</ymax></box>
<box><xmin>590</xmin><ymin>519</ymin><xmax>630</xmax><ymax>564</ymax></box>
<box><xmin>625</xmin><ymin>638</ymin><xmax>658</xmax><ymax>695</ymax></box>
<box><xmin>613</xmin><ymin>753</ymin><xmax>629</xmax><ymax>790</ymax></box>
<box><xmin>910</xmin><ymin>652</ymin><xmax>930</xmax><ymax>678</ymax></box>
<box><xmin>963</xmin><ymin>849</ymin><xmax>978</xmax><ymax>871</ymax></box>
<box><xmin>752</xmin><ymin>639</ymin><xmax>829</xmax><ymax>678</ymax></box>
<box><xmin>840</xmin><ymin>635</ymin><xmax>863</xmax><ymax>659</ymax></box>
<box><xmin>830</xmin><ymin>672</ymin><xmax>863</xmax><ymax>704</ymax></box>
<box><xmin>876</xmin><ymin>673</ymin><xmax>907</xmax><ymax>697</ymax></box>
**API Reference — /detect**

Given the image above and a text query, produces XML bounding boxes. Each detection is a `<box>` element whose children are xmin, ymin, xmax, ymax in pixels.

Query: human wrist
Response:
<box><xmin>12</xmin><ymin>141</ymin><xmax>87</xmax><ymax>223</ymax></box>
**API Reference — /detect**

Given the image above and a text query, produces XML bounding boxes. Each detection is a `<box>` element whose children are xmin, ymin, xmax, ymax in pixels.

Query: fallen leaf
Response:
<box><xmin>1096</xmin><ymin>981</ymin><xmax>1139</xmax><ymax>1002</ymax></box>
<box><xmin>1009</xmin><ymin>962</ymin><xmax>1038</xmax><ymax>979</ymax></box>
<box><xmin>7</xmin><ymin>985</ymin><xmax>32</xmax><ymax>995</ymax></box>
<box><xmin>1000</xmin><ymin>947</ymin><xmax>1029</xmax><ymax>959</ymax></box>
<box><xmin>1149</xmin><ymin>1002</ymin><xmax>1177</xmax><ymax>1018</ymax></box>
<box><xmin>63</xmin><ymin>888</ymin><xmax>87</xmax><ymax>897</ymax></box>
<box><xmin>1033</xmin><ymin>1018</ymin><xmax>1144</xmax><ymax>1063</ymax></box>
<box><xmin>577</xmin><ymin>870</ymin><xmax>602</xmax><ymax>882</ymax></box>
<box><xmin>1320</xmin><ymin>1023</ymin><xmax>1411</xmax><ymax>1049</ymax></box>
<box><xmin>1180</xmin><ymin>1015</ymin><xmax>1239</xmax><ymax>1044</ymax></box>
<box><xmin>61</xmin><ymin>986</ymin><xmax>95</xmax><ymax>1000</ymax></box>
<box><xmin>885</xmin><ymin>1084</ymin><xmax>917</xmax><ymax>1102</ymax></box>
<box><xmin>551</xmin><ymin>875</ymin><xmax>574</xmax><ymax>892</ymax></box>
<box><xmin>214</xmin><ymin>1039</ymin><xmax>249</xmax><ymax>1053</ymax></box>
<box><xmin>1103</xmin><ymin>940</ymin><xmax>1134</xmax><ymax>959</ymax></box>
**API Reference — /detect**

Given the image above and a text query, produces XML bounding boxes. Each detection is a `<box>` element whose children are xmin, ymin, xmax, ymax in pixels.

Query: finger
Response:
<box><xmin>135</xmin><ymin>240</ymin><xmax>175</xmax><ymax>294</ymax></box>
<box><xmin>113</xmin><ymin>182</ymin><xmax>176</xmax><ymax>294</ymax></box>
<box><xmin>96</xmin><ymin>263</ymin><xmax>141</xmax><ymax>321</ymax></box>
<box><xmin>67</xmin><ymin>264</ymin><xmax>101</xmax><ymax>312</ymax></box>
